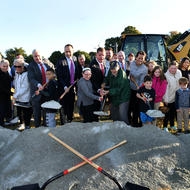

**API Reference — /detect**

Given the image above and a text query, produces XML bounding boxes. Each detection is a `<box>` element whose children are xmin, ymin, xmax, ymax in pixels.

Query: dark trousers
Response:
<box><xmin>128</xmin><ymin>89</ymin><xmax>142</xmax><ymax>127</ymax></box>
<box><xmin>80</xmin><ymin>103</ymin><xmax>98</xmax><ymax>123</ymax></box>
<box><xmin>17</xmin><ymin>106</ymin><xmax>33</xmax><ymax>126</ymax></box>
<box><xmin>0</xmin><ymin>98</ymin><xmax>12</xmax><ymax>126</ymax></box>
<box><xmin>61</xmin><ymin>89</ymin><xmax>75</xmax><ymax>121</ymax></box>
<box><xmin>31</xmin><ymin>95</ymin><xmax>41</xmax><ymax>127</ymax></box>
<box><xmin>163</xmin><ymin>102</ymin><xmax>177</xmax><ymax>127</ymax></box>
<box><xmin>111</xmin><ymin>101</ymin><xmax>129</xmax><ymax>125</ymax></box>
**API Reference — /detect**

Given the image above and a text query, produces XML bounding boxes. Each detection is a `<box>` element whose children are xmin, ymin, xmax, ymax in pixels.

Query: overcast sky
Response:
<box><xmin>0</xmin><ymin>0</ymin><xmax>189</xmax><ymax>57</ymax></box>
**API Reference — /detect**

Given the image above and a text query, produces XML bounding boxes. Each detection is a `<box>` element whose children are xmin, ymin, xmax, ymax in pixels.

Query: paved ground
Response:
<box><xmin>0</xmin><ymin>122</ymin><xmax>190</xmax><ymax>190</ymax></box>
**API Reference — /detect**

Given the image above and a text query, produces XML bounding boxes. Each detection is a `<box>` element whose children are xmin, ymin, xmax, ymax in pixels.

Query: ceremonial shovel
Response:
<box><xmin>49</xmin><ymin>133</ymin><xmax>150</xmax><ymax>190</ymax></box>
<box><xmin>11</xmin><ymin>138</ymin><xmax>126</xmax><ymax>190</ymax></box>
<box><xmin>41</xmin><ymin>80</ymin><xmax>78</xmax><ymax>110</ymax></box>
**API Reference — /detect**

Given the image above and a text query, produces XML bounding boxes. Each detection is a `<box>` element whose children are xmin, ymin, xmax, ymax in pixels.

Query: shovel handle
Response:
<box><xmin>48</xmin><ymin>133</ymin><xmax>124</xmax><ymax>190</ymax></box>
<box><xmin>59</xmin><ymin>80</ymin><xmax>78</xmax><ymax>100</ymax></box>
<box><xmin>41</xmin><ymin>138</ymin><xmax>126</xmax><ymax>190</ymax></box>
<box><xmin>67</xmin><ymin>139</ymin><xmax>126</xmax><ymax>173</ymax></box>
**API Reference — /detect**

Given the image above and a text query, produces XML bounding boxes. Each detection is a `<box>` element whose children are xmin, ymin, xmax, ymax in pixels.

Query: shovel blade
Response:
<box><xmin>11</xmin><ymin>183</ymin><xmax>40</xmax><ymax>190</ymax></box>
<box><xmin>124</xmin><ymin>182</ymin><xmax>150</xmax><ymax>190</ymax></box>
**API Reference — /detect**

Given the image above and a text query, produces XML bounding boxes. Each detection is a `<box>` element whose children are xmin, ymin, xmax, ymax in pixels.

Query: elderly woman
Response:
<box><xmin>0</xmin><ymin>59</ymin><xmax>12</xmax><ymax>126</ymax></box>
<box><xmin>77</xmin><ymin>68</ymin><xmax>103</xmax><ymax>123</ymax></box>
<box><xmin>13</xmin><ymin>58</ymin><xmax>32</xmax><ymax>130</ymax></box>
<box><xmin>103</xmin><ymin>61</ymin><xmax>131</xmax><ymax>124</ymax></box>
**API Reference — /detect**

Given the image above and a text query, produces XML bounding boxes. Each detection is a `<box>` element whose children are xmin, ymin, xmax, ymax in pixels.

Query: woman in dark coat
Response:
<box><xmin>0</xmin><ymin>59</ymin><xmax>12</xmax><ymax>126</ymax></box>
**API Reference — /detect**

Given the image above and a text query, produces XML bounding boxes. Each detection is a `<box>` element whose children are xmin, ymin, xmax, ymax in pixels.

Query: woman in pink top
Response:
<box><xmin>151</xmin><ymin>66</ymin><xmax>167</xmax><ymax>109</ymax></box>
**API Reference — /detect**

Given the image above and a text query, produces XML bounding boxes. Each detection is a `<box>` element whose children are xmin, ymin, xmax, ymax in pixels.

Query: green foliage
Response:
<box><xmin>25</xmin><ymin>54</ymin><xmax>33</xmax><ymax>63</ymax></box>
<box><xmin>166</xmin><ymin>31</ymin><xmax>182</xmax><ymax>45</ymax></box>
<box><xmin>105</xmin><ymin>37</ymin><xmax>121</xmax><ymax>52</ymax></box>
<box><xmin>5</xmin><ymin>47</ymin><xmax>27</xmax><ymax>66</ymax></box>
<box><xmin>73</xmin><ymin>50</ymin><xmax>91</xmax><ymax>65</ymax></box>
<box><xmin>49</xmin><ymin>51</ymin><xmax>63</xmax><ymax>66</ymax></box>
<box><xmin>121</xmin><ymin>26</ymin><xmax>141</xmax><ymax>35</ymax></box>
<box><xmin>89</xmin><ymin>52</ymin><xmax>96</xmax><ymax>60</ymax></box>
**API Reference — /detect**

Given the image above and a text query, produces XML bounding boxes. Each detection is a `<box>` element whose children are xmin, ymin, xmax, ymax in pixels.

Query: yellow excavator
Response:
<box><xmin>167</xmin><ymin>29</ymin><xmax>190</xmax><ymax>62</ymax></box>
<box><xmin>121</xmin><ymin>29</ymin><xmax>190</xmax><ymax>71</ymax></box>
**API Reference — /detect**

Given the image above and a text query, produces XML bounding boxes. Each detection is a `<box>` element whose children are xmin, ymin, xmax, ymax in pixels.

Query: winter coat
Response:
<box><xmin>163</xmin><ymin>69</ymin><xmax>182</xmax><ymax>103</ymax></box>
<box><xmin>13</xmin><ymin>70</ymin><xmax>31</xmax><ymax>102</ymax></box>
<box><xmin>77</xmin><ymin>77</ymin><xmax>100</xmax><ymax>107</ymax></box>
<box><xmin>106</xmin><ymin>69</ymin><xmax>131</xmax><ymax>106</ymax></box>
<box><xmin>0</xmin><ymin>69</ymin><xmax>12</xmax><ymax>100</ymax></box>
<box><xmin>152</xmin><ymin>76</ymin><xmax>167</xmax><ymax>103</ymax></box>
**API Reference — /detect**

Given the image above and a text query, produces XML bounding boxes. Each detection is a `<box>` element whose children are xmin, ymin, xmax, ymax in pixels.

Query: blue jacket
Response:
<box><xmin>175</xmin><ymin>88</ymin><xmax>190</xmax><ymax>109</ymax></box>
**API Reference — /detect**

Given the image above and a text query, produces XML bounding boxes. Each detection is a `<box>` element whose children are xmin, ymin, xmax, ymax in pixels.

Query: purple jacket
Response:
<box><xmin>152</xmin><ymin>76</ymin><xmax>167</xmax><ymax>103</ymax></box>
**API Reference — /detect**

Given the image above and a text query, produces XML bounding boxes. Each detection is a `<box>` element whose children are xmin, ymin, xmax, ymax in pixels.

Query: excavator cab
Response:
<box><xmin>121</xmin><ymin>34</ymin><xmax>168</xmax><ymax>71</ymax></box>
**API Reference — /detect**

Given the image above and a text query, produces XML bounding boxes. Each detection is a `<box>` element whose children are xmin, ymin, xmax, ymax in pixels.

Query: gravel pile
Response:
<box><xmin>0</xmin><ymin>122</ymin><xmax>189</xmax><ymax>190</ymax></box>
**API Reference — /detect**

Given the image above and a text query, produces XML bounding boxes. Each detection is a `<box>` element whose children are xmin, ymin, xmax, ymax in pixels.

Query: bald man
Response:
<box><xmin>28</xmin><ymin>49</ymin><xmax>50</xmax><ymax>127</ymax></box>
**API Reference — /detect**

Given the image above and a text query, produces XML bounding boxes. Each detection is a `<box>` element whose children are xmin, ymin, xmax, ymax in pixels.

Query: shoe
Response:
<box><xmin>17</xmin><ymin>124</ymin><xmax>25</xmax><ymax>131</ymax></box>
<box><xmin>177</xmin><ymin>129</ymin><xmax>182</xmax><ymax>133</ymax></box>
<box><xmin>9</xmin><ymin>117</ymin><xmax>19</xmax><ymax>124</ymax></box>
<box><xmin>25</xmin><ymin>126</ymin><xmax>30</xmax><ymax>130</ymax></box>
<box><xmin>184</xmin><ymin>130</ymin><xmax>190</xmax><ymax>134</ymax></box>
<box><xmin>170</xmin><ymin>126</ymin><xmax>177</xmax><ymax>130</ymax></box>
<box><xmin>163</xmin><ymin>127</ymin><xmax>169</xmax><ymax>132</ymax></box>
<box><xmin>4</xmin><ymin>121</ymin><xmax>11</xmax><ymax>126</ymax></box>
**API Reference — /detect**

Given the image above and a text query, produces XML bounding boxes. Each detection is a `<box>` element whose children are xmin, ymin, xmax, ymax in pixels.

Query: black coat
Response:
<box><xmin>40</xmin><ymin>79</ymin><xmax>59</xmax><ymax>102</ymax></box>
<box><xmin>56</xmin><ymin>56</ymin><xmax>79</xmax><ymax>94</ymax></box>
<box><xmin>90</xmin><ymin>59</ymin><xmax>106</xmax><ymax>93</ymax></box>
<box><xmin>0</xmin><ymin>70</ymin><xmax>12</xmax><ymax>100</ymax></box>
<box><xmin>28</xmin><ymin>61</ymin><xmax>50</xmax><ymax>95</ymax></box>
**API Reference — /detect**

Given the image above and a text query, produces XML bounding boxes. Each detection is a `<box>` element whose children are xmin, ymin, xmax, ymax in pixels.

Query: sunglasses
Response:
<box><xmin>14</xmin><ymin>65</ymin><xmax>22</xmax><ymax>68</ymax></box>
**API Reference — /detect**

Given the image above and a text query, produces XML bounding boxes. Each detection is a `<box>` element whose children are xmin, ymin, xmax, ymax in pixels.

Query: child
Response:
<box><xmin>77</xmin><ymin>67</ymin><xmax>103</xmax><ymax>123</ymax></box>
<box><xmin>163</xmin><ymin>61</ymin><xmax>182</xmax><ymax>131</ymax></box>
<box><xmin>147</xmin><ymin>60</ymin><xmax>157</xmax><ymax>75</ymax></box>
<box><xmin>175</xmin><ymin>77</ymin><xmax>190</xmax><ymax>134</ymax></box>
<box><xmin>151</xmin><ymin>66</ymin><xmax>167</xmax><ymax>110</ymax></box>
<box><xmin>36</xmin><ymin>68</ymin><xmax>58</xmax><ymax>128</ymax></box>
<box><xmin>136</xmin><ymin>75</ymin><xmax>155</xmax><ymax>125</ymax></box>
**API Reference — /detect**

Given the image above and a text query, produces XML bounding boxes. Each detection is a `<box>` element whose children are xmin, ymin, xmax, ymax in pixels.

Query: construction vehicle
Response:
<box><xmin>121</xmin><ymin>29</ymin><xmax>190</xmax><ymax>71</ymax></box>
<box><xmin>167</xmin><ymin>29</ymin><xmax>190</xmax><ymax>62</ymax></box>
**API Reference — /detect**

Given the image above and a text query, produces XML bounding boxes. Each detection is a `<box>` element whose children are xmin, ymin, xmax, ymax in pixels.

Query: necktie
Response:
<box><xmin>70</xmin><ymin>59</ymin><xmax>74</xmax><ymax>85</ymax></box>
<box><xmin>100</xmin><ymin>63</ymin><xmax>104</xmax><ymax>76</ymax></box>
<box><xmin>122</xmin><ymin>63</ymin><xmax>124</xmax><ymax>70</ymax></box>
<box><xmin>40</xmin><ymin>63</ymin><xmax>46</xmax><ymax>85</ymax></box>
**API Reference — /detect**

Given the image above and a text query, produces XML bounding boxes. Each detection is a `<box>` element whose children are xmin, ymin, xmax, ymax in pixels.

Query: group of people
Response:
<box><xmin>0</xmin><ymin>45</ymin><xmax>190</xmax><ymax>133</ymax></box>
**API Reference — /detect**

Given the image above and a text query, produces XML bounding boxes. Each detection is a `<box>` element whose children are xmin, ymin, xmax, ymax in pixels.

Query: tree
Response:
<box><xmin>49</xmin><ymin>51</ymin><xmax>63</xmax><ymax>66</ymax></box>
<box><xmin>73</xmin><ymin>50</ymin><xmax>91</xmax><ymax>65</ymax></box>
<box><xmin>105</xmin><ymin>37</ymin><xmax>121</xmax><ymax>52</ymax></box>
<box><xmin>25</xmin><ymin>54</ymin><xmax>33</xmax><ymax>63</ymax></box>
<box><xmin>89</xmin><ymin>51</ymin><xmax>96</xmax><ymax>60</ymax></box>
<box><xmin>121</xmin><ymin>26</ymin><xmax>141</xmax><ymax>36</ymax></box>
<box><xmin>167</xmin><ymin>31</ymin><xmax>182</xmax><ymax>45</ymax></box>
<box><xmin>5</xmin><ymin>47</ymin><xmax>27</xmax><ymax>66</ymax></box>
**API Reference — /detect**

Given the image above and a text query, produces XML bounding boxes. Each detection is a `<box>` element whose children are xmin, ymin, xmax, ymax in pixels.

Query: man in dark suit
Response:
<box><xmin>56</xmin><ymin>44</ymin><xmax>79</xmax><ymax>122</ymax></box>
<box><xmin>28</xmin><ymin>49</ymin><xmax>50</xmax><ymax>127</ymax></box>
<box><xmin>78</xmin><ymin>54</ymin><xmax>88</xmax><ymax>78</ymax></box>
<box><xmin>90</xmin><ymin>47</ymin><xmax>106</xmax><ymax>111</ymax></box>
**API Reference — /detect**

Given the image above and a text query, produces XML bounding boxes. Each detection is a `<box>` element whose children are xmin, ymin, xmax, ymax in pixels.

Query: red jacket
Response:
<box><xmin>152</xmin><ymin>76</ymin><xmax>167</xmax><ymax>103</ymax></box>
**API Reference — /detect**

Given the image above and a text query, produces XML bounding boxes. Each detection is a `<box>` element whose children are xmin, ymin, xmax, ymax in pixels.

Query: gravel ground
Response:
<box><xmin>0</xmin><ymin>122</ymin><xmax>190</xmax><ymax>190</ymax></box>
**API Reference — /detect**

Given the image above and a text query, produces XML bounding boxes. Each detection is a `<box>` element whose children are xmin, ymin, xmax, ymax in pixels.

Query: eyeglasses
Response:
<box><xmin>14</xmin><ymin>65</ymin><xmax>22</xmax><ymax>68</ymax></box>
